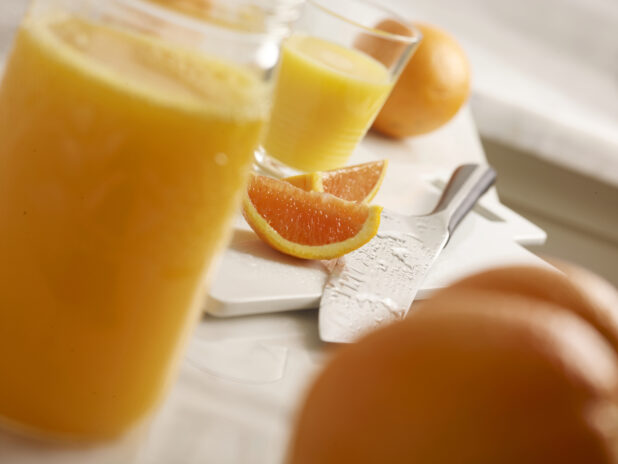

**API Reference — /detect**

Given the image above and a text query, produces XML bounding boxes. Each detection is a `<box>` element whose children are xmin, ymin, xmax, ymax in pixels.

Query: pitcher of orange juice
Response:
<box><xmin>0</xmin><ymin>0</ymin><xmax>299</xmax><ymax>440</ymax></box>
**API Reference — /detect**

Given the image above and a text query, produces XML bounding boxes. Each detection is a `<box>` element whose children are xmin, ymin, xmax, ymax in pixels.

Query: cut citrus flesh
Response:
<box><xmin>284</xmin><ymin>171</ymin><xmax>322</xmax><ymax>193</ymax></box>
<box><xmin>243</xmin><ymin>173</ymin><xmax>382</xmax><ymax>260</ymax></box>
<box><xmin>284</xmin><ymin>160</ymin><xmax>388</xmax><ymax>203</ymax></box>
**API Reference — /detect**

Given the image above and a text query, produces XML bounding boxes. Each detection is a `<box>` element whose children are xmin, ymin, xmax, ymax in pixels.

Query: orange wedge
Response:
<box><xmin>284</xmin><ymin>160</ymin><xmax>388</xmax><ymax>203</ymax></box>
<box><xmin>243</xmin><ymin>173</ymin><xmax>382</xmax><ymax>260</ymax></box>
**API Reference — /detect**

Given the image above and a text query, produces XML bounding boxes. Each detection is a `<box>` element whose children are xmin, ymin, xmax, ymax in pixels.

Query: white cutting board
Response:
<box><xmin>205</xmin><ymin>157</ymin><xmax>549</xmax><ymax>317</ymax></box>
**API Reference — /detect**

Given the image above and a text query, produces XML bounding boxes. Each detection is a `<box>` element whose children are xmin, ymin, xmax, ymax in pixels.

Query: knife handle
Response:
<box><xmin>432</xmin><ymin>164</ymin><xmax>497</xmax><ymax>234</ymax></box>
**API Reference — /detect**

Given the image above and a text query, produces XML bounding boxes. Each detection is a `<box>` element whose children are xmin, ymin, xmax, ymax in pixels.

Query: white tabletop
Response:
<box><xmin>0</xmin><ymin>108</ymin><xmax>503</xmax><ymax>464</ymax></box>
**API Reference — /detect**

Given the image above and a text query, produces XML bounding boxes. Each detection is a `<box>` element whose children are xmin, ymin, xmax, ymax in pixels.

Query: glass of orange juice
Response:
<box><xmin>0</xmin><ymin>0</ymin><xmax>299</xmax><ymax>441</ymax></box>
<box><xmin>253</xmin><ymin>0</ymin><xmax>421</xmax><ymax>175</ymax></box>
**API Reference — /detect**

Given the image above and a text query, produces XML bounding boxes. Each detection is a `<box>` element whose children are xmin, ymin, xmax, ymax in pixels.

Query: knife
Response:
<box><xmin>318</xmin><ymin>163</ymin><xmax>497</xmax><ymax>343</ymax></box>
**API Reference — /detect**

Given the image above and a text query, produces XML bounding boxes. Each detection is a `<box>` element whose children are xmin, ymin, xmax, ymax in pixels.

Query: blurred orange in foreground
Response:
<box><xmin>288</xmin><ymin>264</ymin><xmax>618</xmax><ymax>463</ymax></box>
<box><xmin>360</xmin><ymin>21</ymin><xmax>471</xmax><ymax>138</ymax></box>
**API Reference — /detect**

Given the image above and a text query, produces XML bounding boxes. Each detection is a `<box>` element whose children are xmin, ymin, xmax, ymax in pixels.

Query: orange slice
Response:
<box><xmin>284</xmin><ymin>160</ymin><xmax>388</xmax><ymax>203</ymax></box>
<box><xmin>243</xmin><ymin>173</ymin><xmax>383</xmax><ymax>260</ymax></box>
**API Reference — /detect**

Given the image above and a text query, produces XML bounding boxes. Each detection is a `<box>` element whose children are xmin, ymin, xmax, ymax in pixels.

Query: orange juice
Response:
<box><xmin>262</xmin><ymin>34</ymin><xmax>392</xmax><ymax>172</ymax></box>
<box><xmin>0</xmin><ymin>13</ymin><xmax>267</xmax><ymax>438</ymax></box>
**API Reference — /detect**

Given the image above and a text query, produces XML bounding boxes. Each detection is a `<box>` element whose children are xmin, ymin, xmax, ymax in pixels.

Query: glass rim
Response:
<box><xmin>307</xmin><ymin>0</ymin><xmax>422</xmax><ymax>45</ymax></box>
<box><xmin>102</xmin><ymin>0</ymin><xmax>300</xmax><ymax>38</ymax></box>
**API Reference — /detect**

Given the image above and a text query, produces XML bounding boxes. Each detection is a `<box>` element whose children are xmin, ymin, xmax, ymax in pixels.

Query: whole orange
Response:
<box><xmin>287</xmin><ymin>265</ymin><xmax>618</xmax><ymax>463</ymax></box>
<box><xmin>371</xmin><ymin>22</ymin><xmax>471</xmax><ymax>138</ymax></box>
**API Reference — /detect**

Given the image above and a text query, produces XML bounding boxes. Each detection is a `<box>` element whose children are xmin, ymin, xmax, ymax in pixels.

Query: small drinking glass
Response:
<box><xmin>0</xmin><ymin>0</ymin><xmax>298</xmax><ymax>440</ymax></box>
<box><xmin>253</xmin><ymin>0</ymin><xmax>421</xmax><ymax>176</ymax></box>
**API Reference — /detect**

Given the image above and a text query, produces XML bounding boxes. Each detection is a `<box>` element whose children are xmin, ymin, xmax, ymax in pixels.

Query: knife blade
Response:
<box><xmin>319</xmin><ymin>164</ymin><xmax>497</xmax><ymax>343</ymax></box>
